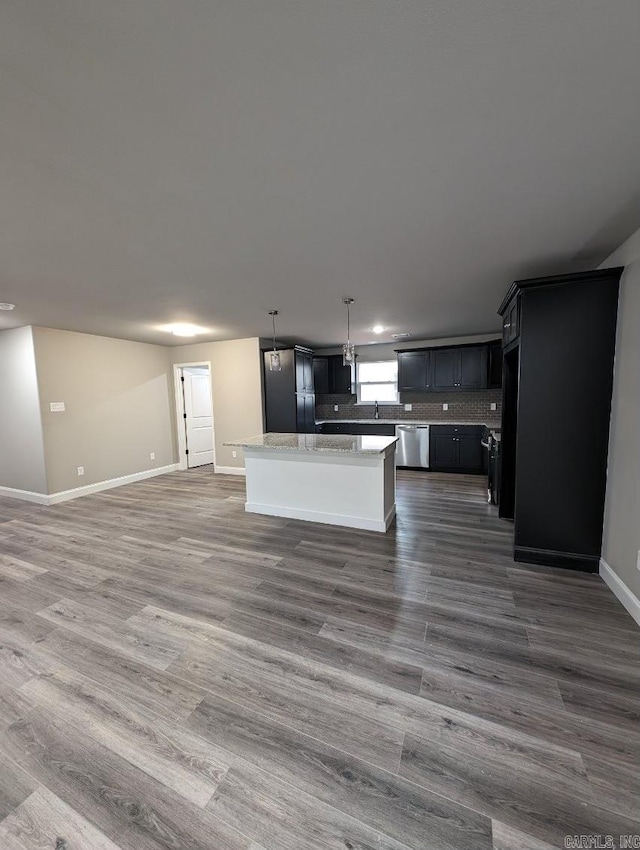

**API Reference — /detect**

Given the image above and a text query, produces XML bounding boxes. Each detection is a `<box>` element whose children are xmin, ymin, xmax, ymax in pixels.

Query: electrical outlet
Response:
<box><xmin>150</xmin><ymin>452</ymin><xmax>155</xmax><ymax>460</ymax></box>
<box><xmin>232</xmin><ymin>450</ymin><xmax>237</xmax><ymax>459</ymax></box>
<box><xmin>77</xmin><ymin>466</ymin><xmax>84</xmax><ymax>476</ymax></box>
<box><xmin>334</xmin><ymin>405</ymin><xmax>339</xmax><ymax>412</ymax></box>
<box><xmin>443</xmin><ymin>403</ymin><xmax>449</xmax><ymax>411</ymax></box>
<box><xmin>490</xmin><ymin>402</ymin><xmax>497</xmax><ymax>411</ymax></box>
<box><xmin>404</xmin><ymin>403</ymin><xmax>412</xmax><ymax>412</ymax></box>
<box><xmin>49</xmin><ymin>402</ymin><xmax>65</xmax><ymax>412</ymax></box>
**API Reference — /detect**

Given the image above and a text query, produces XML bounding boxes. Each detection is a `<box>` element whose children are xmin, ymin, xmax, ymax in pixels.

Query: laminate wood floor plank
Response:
<box><xmin>0</xmin><ymin>707</ymin><xmax>252</xmax><ymax>850</ymax></box>
<box><xmin>400</xmin><ymin>731</ymin><xmax>639</xmax><ymax>848</ymax></box>
<box><xmin>187</xmin><ymin>692</ymin><xmax>493</xmax><ymax>850</ymax></box>
<box><xmin>0</xmin><ymin>469</ymin><xmax>636</xmax><ymax>848</ymax></box>
<box><xmin>0</xmin><ymin>787</ymin><xmax>125</xmax><ymax>850</ymax></box>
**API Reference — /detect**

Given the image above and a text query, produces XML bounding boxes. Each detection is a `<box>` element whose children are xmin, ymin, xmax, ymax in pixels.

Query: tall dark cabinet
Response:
<box><xmin>263</xmin><ymin>346</ymin><xmax>316</xmax><ymax>434</ymax></box>
<box><xmin>498</xmin><ymin>268</ymin><xmax>623</xmax><ymax>572</ymax></box>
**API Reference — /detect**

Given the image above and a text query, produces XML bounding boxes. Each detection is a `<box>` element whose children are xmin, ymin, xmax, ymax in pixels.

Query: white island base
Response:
<box><xmin>226</xmin><ymin>434</ymin><xmax>398</xmax><ymax>532</ymax></box>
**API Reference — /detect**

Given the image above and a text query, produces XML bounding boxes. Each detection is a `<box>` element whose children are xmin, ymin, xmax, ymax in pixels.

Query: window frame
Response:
<box><xmin>355</xmin><ymin>359</ymin><xmax>400</xmax><ymax>405</ymax></box>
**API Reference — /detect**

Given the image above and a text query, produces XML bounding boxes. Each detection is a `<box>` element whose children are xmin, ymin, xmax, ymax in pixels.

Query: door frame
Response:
<box><xmin>172</xmin><ymin>361</ymin><xmax>215</xmax><ymax>471</ymax></box>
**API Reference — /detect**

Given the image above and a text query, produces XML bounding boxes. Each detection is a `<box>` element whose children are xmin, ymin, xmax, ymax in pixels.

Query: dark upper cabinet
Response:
<box><xmin>458</xmin><ymin>346</ymin><xmax>487</xmax><ymax>388</ymax></box>
<box><xmin>497</xmin><ymin>268</ymin><xmax>623</xmax><ymax>572</ymax></box>
<box><xmin>295</xmin><ymin>349</ymin><xmax>314</xmax><ymax>394</ymax></box>
<box><xmin>313</xmin><ymin>357</ymin><xmax>329</xmax><ymax>394</ymax></box>
<box><xmin>487</xmin><ymin>339</ymin><xmax>503</xmax><ymax>389</ymax></box>
<box><xmin>502</xmin><ymin>296</ymin><xmax>519</xmax><ymax>346</ymax></box>
<box><xmin>431</xmin><ymin>348</ymin><xmax>458</xmax><ymax>390</ymax></box>
<box><xmin>264</xmin><ymin>346</ymin><xmax>315</xmax><ymax>434</ymax></box>
<box><xmin>400</xmin><ymin>344</ymin><xmax>488</xmax><ymax>393</ymax></box>
<box><xmin>430</xmin><ymin>425</ymin><xmax>484</xmax><ymax>473</ymax></box>
<box><xmin>398</xmin><ymin>351</ymin><xmax>431</xmax><ymax>391</ymax></box>
<box><xmin>313</xmin><ymin>355</ymin><xmax>354</xmax><ymax>395</ymax></box>
<box><xmin>330</xmin><ymin>356</ymin><xmax>355</xmax><ymax>394</ymax></box>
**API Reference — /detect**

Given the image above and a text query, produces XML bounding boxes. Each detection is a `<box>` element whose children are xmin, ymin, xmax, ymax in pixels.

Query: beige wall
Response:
<box><xmin>599</xmin><ymin>229</ymin><xmax>640</xmax><ymax>604</ymax></box>
<box><xmin>0</xmin><ymin>326</ymin><xmax>48</xmax><ymax>494</ymax></box>
<box><xmin>169</xmin><ymin>337</ymin><xmax>264</xmax><ymax>470</ymax></box>
<box><xmin>32</xmin><ymin>327</ymin><xmax>176</xmax><ymax>494</ymax></box>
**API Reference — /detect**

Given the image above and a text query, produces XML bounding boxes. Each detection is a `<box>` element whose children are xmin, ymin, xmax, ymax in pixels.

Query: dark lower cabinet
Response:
<box><xmin>429</xmin><ymin>426</ymin><xmax>484</xmax><ymax>473</ymax></box>
<box><xmin>319</xmin><ymin>422</ymin><xmax>396</xmax><ymax>436</ymax></box>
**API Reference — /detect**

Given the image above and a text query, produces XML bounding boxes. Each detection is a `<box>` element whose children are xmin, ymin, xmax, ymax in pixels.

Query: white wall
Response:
<box><xmin>599</xmin><ymin>229</ymin><xmax>640</xmax><ymax>619</ymax></box>
<box><xmin>0</xmin><ymin>326</ymin><xmax>48</xmax><ymax>494</ymax></box>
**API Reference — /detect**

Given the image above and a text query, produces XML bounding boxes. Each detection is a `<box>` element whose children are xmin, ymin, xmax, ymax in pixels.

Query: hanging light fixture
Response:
<box><xmin>268</xmin><ymin>310</ymin><xmax>282</xmax><ymax>371</ymax></box>
<box><xmin>342</xmin><ymin>297</ymin><xmax>356</xmax><ymax>365</ymax></box>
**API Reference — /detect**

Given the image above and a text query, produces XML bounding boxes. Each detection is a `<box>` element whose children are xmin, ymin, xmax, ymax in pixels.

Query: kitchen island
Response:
<box><xmin>225</xmin><ymin>433</ymin><xmax>398</xmax><ymax>532</ymax></box>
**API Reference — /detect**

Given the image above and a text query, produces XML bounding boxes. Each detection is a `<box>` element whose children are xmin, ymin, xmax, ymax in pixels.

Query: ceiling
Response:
<box><xmin>1</xmin><ymin>1</ymin><xmax>639</xmax><ymax>348</ymax></box>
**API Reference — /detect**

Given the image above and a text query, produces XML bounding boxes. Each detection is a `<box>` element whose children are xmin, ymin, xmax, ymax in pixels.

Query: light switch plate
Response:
<box><xmin>334</xmin><ymin>405</ymin><xmax>339</xmax><ymax>412</ymax></box>
<box><xmin>50</xmin><ymin>402</ymin><xmax>65</xmax><ymax>412</ymax></box>
<box><xmin>77</xmin><ymin>466</ymin><xmax>84</xmax><ymax>476</ymax></box>
<box><xmin>443</xmin><ymin>403</ymin><xmax>449</xmax><ymax>411</ymax></box>
<box><xmin>404</xmin><ymin>403</ymin><xmax>412</xmax><ymax>412</ymax></box>
<box><xmin>150</xmin><ymin>452</ymin><xmax>155</xmax><ymax>460</ymax></box>
<box><xmin>491</xmin><ymin>402</ymin><xmax>497</xmax><ymax>411</ymax></box>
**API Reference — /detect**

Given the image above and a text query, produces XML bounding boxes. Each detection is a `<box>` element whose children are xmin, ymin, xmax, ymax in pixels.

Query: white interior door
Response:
<box><xmin>182</xmin><ymin>367</ymin><xmax>214</xmax><ymax>468</ymax></box>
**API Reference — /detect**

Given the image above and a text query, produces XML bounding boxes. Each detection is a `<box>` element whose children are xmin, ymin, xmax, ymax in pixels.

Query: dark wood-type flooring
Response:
<box><xmin>0</xmin><ymin>469</ymin><xmax>638</xmax><ymax>849</ymax></box>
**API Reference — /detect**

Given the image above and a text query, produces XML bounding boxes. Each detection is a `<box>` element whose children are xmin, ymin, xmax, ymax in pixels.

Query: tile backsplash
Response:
<box><xmin>316</xmin><ymin>389</ymin><xmax>502</xmax><ymax>423</ymax></box>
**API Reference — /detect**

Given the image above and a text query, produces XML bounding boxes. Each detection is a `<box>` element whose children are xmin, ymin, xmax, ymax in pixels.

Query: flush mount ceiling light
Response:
<box><xmin>268</xmin><ymin>310</ymin><xmax>282</xmax><ymax>371</ymax></box>
<box><xmin>163</xmin><ymin>323</ymin><xmax>206</xmax><ymax>337</ymax></box>
<box><xmin>342</xmin><ymin>297</ymin><xmax>356</xmax><ymax>365</ymax></box>
<box><xmin>371</xmin><ymin>325</ymin><xmax>385</xmax><ymax>334</ymax></box>
<box><xmin>0</xmin><ymin>303</ymin><xmax>16</xmax><ymax>311</ymax></box>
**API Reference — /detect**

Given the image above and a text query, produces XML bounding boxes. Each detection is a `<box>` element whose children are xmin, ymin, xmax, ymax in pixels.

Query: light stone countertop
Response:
<box><xmin>316</xmin><ymin>418</ymin><xmax>501</xmax><ymax>428</ymax></box>
<box><xmin>225</xmin><ymin>433</ymin><xmax>398</xmax><ymax>455</ymax></box>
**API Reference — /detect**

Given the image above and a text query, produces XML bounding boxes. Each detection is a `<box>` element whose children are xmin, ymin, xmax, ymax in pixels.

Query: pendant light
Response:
<box><xmin>342</xmin><ymin>297</ymin><xmax>356</xmax><ymax>365</ymax></box>
<box><xmin>268</xmin><ymin>310</ymin><xmax>282</xmax><ymax>371</ymax></box>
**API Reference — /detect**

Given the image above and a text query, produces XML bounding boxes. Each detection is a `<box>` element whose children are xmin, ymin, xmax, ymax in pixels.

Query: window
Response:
<box><xmin>356</xmin><ymin>360</ymin><xmax>399</xmax><ymax>404</ymax></box>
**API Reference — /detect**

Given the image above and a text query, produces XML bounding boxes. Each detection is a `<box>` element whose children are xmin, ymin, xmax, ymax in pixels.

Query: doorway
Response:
<box><xmin>173</xmin><ymin>363</ymin><xmax>215</xmax><ymax>470</ymax></box>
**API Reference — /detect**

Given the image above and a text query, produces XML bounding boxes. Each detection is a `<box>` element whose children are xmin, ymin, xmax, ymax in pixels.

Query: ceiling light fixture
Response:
<box><xmin>372</xmin><ymin>325</ymin><xmax>385</xmax><ymax>334</ymax></box>
<box><xmin>342</xmin><ymin>297</ymin><xmax>356</xmax><ymax>365</ymax></box>
<box><xmin>0</xmin><ymin>303</ymin><xmax>16</xmax><ymax>311</ymax></box>
<box><xmin>268</xmin><ymin>310</ymin><xmax>282</xmax><ymax>371</ymax></box>
<box><xmin>163</xmin><ymin>323</ymin><xmax>205</xmax><ymax>337</ymax></box>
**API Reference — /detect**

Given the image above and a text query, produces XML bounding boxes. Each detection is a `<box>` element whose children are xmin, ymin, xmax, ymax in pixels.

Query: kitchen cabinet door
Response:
<box><xmin>329</xmin><ymin>356</ymin><xmax>354</xmax><ymax>394</ymax></box>
<box><xmin>458</xmin><ymin>346</ymin><xmax>487</xmax><ymax>389</ymax></box>
<box><xmin>313</xmin><ymin>357</ymin><xmax>329</xmax><ymax>394</ymax></box>
<box><xmin>431</xmin><ymin>348</ymin><xmax>458</xmax><ymax>390</ymax></box>
<box><xmin>487</xmin><ymin>340</ymin><xmax>503</xmax><ymax>388</ymax></box>
<box><xmin>430</xmin><ymin>434</ymin><xmax>458</xmax><ymax>468</ymax></box>
<box><xmin>398</xmin><ymin>351</ymin><xmax>430</xmax><ymax>391</ymax></box>
<box><xmin>303</xmin><ymin>394</ymin><xmax>316</xmax><ymax>433</ymax></box>
<box><xmin>457</xmin><ymin>433</ymin><xmax>484</xmax><ymax>471</ymax></box>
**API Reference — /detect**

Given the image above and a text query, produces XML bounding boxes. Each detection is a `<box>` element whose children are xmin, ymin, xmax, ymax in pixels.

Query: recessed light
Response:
<box><xmin>0</xmin><ymin>303</ymin><xmax>16</xmax><ymax>311</ymax></box>
<box><xmin>162</xmin><ymin>323</ymin><xmax>206</xmax><ymax>337</ymax></box>
<box><xmin>371</xmin><ymin>325</ymin><xmax>385</xmax><ymax>334</ymax></box>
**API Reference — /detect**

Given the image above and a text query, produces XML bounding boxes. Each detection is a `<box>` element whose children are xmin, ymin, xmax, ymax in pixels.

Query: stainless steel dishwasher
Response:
<box><xmin>395</xmin><ymin>425</ymin><xmax>430</xmax><ymax>468</ymax></box>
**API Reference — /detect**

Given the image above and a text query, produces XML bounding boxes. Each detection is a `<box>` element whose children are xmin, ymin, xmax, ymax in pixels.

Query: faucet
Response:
<box><xmin>374</xmin><ymin>400</ymin><xmax>379</xmax><ymax>420</ymax></box>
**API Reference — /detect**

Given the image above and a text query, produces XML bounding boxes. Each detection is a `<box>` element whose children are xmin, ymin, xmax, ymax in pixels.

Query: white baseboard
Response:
<box><xmin>245</xmin><ymin>501</ymin><xmax>393</xmax><ymax>532</ymax></box>
<box><xmin>1</xmin><ymin>464</ymin><xmax>179</xmax><ymax>506</ymax></box>
<box><xmin>600</xmin><ymin>558</ymin><xmax>640</xmax><ymax>626</ymax></box>
<box><xmin>215</xmin><ymin>466</ymin><xmax>246</xmax><ymax>476</ymax></box>
<box><xmin>0</xmin><ymin>486</ymin><xmax>50</xmax><ymax>505</ymax></box>
<box><xmin>48</xmin><ymin>463</ymin><xmax>180</xmax><ymax>504</ymax></box>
